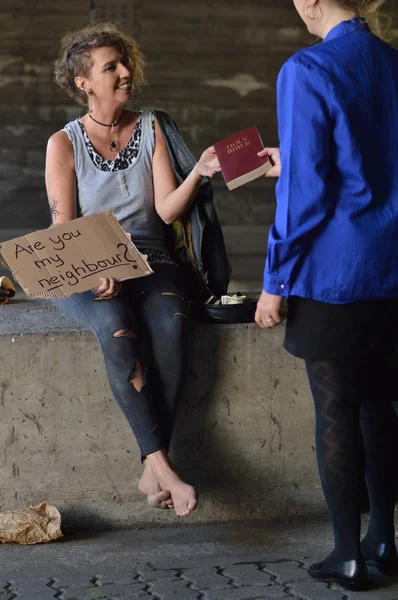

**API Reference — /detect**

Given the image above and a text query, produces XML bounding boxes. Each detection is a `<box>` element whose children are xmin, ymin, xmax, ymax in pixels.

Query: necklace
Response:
<box><xmin>88</xmin><ymin>110</ymin><xmax>123</xmax><ymax>152</ymax></box>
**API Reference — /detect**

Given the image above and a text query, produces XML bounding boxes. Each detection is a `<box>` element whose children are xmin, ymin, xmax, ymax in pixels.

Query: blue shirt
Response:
<box><xmin>264</xmin><ymin>18</ymin><xmax>398</xmax><ymax>303</ymax></box>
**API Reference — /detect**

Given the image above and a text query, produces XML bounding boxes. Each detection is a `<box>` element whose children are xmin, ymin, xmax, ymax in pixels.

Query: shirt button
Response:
<box><xmin>280</xmin><ymin>284</ymin><xmax>285</xmax><ymax>290</ymax></box>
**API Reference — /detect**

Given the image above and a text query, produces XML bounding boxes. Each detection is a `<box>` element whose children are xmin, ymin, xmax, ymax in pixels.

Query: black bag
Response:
<box><xmin>155</xmin><ymin>110</ymin><xmax>231</xmax><ymax>302</ymax></box>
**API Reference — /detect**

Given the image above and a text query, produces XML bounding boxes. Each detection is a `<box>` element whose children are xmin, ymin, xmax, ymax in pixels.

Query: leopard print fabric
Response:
<box><xmin>78</xmin><ymin>110</ymin><xmax>148</xmax><ymax>172</ymax></box>
<box><xmin>139</xmin><ymin>248</ymin><xmax>178</xmax><ymax>267</ymax></box>
<box><xmin>79</xmin><ymin>110</ymin><xmax>176</xmax><ymax>267</ymax></box>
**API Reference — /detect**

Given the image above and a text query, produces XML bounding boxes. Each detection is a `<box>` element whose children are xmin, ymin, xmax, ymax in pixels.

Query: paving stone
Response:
<box><xmin>0</xmin><ymin>589</ymin><xmax>18</xmax><ymax>600</ymax></box>
<box><xmin>222</xmin><ymin>564</ymin><xmax>274</xmax><ymax>586</ymax></box>
<box><xmin>244</xmin><ymin>587</ymin><xmax>296</xmax><ymax>599</ymax></box>
<box><xmin>94</xmin><ymin>573</ymin><xmax>139</xmax><ymax>586</ymax></box>
<box><xmin>203</xmin><ymin>586</ymin><xmax>282</xmax><ymax>600</ymax></box>
<box><xmin>0</xmin><ymin>583</ymin><xmax>13</xmax><ymax>598</ymax></box>
<box><xmin>136</xmin><ymin>569</ymin><xmax>181</xmax><ymax>583</ymax></box>
<box><xmin>147</xmin><ymin>579</ymin><xmax>200</xmax><ymax>599</ymax></box>
<box><xmin>340</xmin><ymin>585</ymin><xmax>398</xmax><ymax>600</ymax></box>
<box><xmin>6</xmin><ymin>578</ymin><xmax>57</xmax><ymax>600</ymax></box>
<box><xmin>180</xmin><ymin>567</ymin><xmax>233</xmax><ymax>590</ymax></box>
<box><xmin>286</xmin><ymin>581</ymin><xmax>346</xmax><ymax>600</ymax></box>
<box><xmin>0</xmin><ymin>584</ymin><xmax>17</xmax><ymax>595</ymax></box>
<box><xmin>17</xmin><ymin>594</ymin><xmax>58</xmax><ymax>600</ymax></box>
<box><xmin>262</xmin><ymin>562</ymin><xmax>308</xmax><ymax>584</ymax></box>
<box><xmin>106</xmin><ymin>594</ymin><xmax>150</xmax><ymax>600</ymax></box>
<box><xmin>58</xmin><ymin>589</ymin><xmax>108</xmax><ymax>600</ymax></box>
<box><xmin>96</xmin><ymin>584</ymin><xmax>148</xmax><ymax>597</ymax></box>
<box><xmin>3</xmin><ymin>526</ymin><xmax>398</xmax><ymax>600</ymax></box>
<box><xmin>150</xmin><ymin>554</ymin><xmax>280</xmax><ymax>571</ymax></box>
<box><xmin>51</xmin><ymin>573</ymin><xmax>97</xmax><ymax>588</ymax></box>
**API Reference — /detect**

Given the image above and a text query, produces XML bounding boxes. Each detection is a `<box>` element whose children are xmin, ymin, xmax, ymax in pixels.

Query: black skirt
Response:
<box><xmin>284</xmin><ymin>296</ymin><xmax>398</xmax><ymax>361</ymax></box>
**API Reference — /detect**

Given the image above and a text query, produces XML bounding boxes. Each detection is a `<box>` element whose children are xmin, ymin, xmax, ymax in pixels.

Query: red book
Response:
<box><xmin>214</xmin><ymin>126</ymin><xmax>272</xmax><ymax>190</ymax></box>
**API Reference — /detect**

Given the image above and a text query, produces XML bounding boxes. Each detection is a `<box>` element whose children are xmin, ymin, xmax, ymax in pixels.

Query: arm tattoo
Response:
<box><xmin>49</xmin><ymin>197</ymin><xmax>60</xmax><ymax>223</ymax></box>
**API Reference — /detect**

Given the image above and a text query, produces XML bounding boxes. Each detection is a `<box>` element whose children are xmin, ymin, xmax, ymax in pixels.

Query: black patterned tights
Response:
<box><xmin>306</xmin><ymin>354</ymin><xmax>397</xmax><ymax>566</ymax></box>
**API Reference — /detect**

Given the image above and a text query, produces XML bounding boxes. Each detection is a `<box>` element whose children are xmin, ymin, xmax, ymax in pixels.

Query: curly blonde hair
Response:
<box><xmin>54</xmin><ymin>23</ymin><xmax>146</xmax><ymax>106</ymax></box>
<box><xmin>335</xmin><ymin>0</ymin><xmax>388</xmax><ymax>38</ymax></box>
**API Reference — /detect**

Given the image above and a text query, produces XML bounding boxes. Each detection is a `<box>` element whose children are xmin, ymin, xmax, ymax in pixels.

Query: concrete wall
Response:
<box><xmin>0</xmin><ymin>0</ymin><xmax>88</xmax><ymax>231</ymax></box>
<box><xmin>0</xmin><ymin>1</ymin><xmax>306</xmax><ymax>231</ymax></box>
<box><xmin>2</xmin><ymin>1</ymin><xmax>396</xmax><ymax>280</ymax></box>
<box><xmin>0</xmin><ymin>301</ymin><xmax>321</xmax><ymax>530</ymax></box>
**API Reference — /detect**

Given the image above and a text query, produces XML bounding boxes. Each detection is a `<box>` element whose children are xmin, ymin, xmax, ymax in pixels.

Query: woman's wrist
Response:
<box><xmin>191</xmin><ymin>164</ymin><xmax>204</xmax><ymax>183</ymax></box>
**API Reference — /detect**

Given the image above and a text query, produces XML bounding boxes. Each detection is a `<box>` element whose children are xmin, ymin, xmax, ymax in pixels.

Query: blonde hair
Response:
<box><xmin>334</xmin><ymin>0</ymin><xmax>389</xmax><ymax>38</ymax></box>
<box><xmin>54</xmin><ymin>23</ymin><xmax>146</xmax><ymax>106</ymax></box>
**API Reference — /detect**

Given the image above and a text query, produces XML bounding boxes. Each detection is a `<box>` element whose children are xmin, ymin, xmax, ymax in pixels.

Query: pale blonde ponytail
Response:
<box><xmin>335</xmin><ymin>0</ymin><xmax>390</xmax><ymax>39</ymax></box>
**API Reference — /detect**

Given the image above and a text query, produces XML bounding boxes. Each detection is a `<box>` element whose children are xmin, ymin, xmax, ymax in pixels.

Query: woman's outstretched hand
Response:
<box><xmin>258</xmin><ymin>147</ymin><xmax>281</xmax><ymax>178</ymax></box>
<box><xmin>194</xmin><ymin>146</ymin><xmax>221</xmax><ymax>178</ymax></box>
<box><xmin>255</xmin><ymin>290</ymin><xmax>286</xmax><ymax>328</ymax></box>
<box><xmin>93</xmin><ymin>277</ymin><xmax>121</xmax><ymax>300</ymax></box>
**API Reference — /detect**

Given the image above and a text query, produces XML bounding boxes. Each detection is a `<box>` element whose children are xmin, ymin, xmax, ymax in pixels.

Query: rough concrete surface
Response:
<box><xmin>0</xmin><ymin>1</ymin><xmax>310</xmax><ymax>231</ymax></box>
<box><xmin>1</xmin><ymin>519</ymin><xmax>398</xmax><ymax>599</ymax></box>
<box><xmin>0</xmin><ymin>300</ymin><xmax>321</xmax><ymax>529</ymax></box>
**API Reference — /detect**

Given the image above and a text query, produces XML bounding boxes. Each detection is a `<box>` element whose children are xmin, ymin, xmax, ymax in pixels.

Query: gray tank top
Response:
<box><xmin>63</xmin><ymin>110</ymin><xmax>167</xmax><ymax>253</ymax></box>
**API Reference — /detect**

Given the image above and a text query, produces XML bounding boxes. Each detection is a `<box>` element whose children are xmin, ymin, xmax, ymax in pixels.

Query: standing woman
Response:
<box><xmin>256</xmin><ymin>0</ymin><xmax>398</xmax><ymax>590</ymax></box>
<box><xmin>46</xmin><ymin>23</ymin><xmax>220</xmax><ymax>517</ymax></box>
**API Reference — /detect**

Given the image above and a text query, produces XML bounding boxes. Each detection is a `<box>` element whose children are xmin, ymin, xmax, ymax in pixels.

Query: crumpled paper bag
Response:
<box><xmin>0</xmin><ymin>502</ymin><xmax>63</xmax><ymax>544</ymax></box>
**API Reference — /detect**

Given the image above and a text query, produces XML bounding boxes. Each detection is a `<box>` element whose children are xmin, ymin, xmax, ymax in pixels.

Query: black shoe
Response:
<box><xmin>308</xmin><ymin>558</ymin><xmax>370</xmax><ymax>590</ymax></box>
<box><xmin>361</xmin><ymin>542</ymin><xmax>398</xmax><ymax>576</ymax></box>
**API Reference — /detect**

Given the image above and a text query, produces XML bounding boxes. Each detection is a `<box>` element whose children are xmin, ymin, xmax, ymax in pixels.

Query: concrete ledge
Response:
<box><xmin>0</xmin><ymin>300</ymin><xmax>322</xmax><ymax>529</ymax></box>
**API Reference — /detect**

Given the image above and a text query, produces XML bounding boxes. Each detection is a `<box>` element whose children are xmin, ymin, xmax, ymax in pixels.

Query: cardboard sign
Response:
<box><xmin>0</xmin><ymin>211</ymin><xmax>153</xmax><ymax>298</ymax></box>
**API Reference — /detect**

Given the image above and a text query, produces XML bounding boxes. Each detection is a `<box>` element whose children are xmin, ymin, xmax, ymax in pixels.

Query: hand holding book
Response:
<box><xmin>213</xmin><ymin>126</ymin><xmax>273</xmax><ymax>190</ymax></box>
<box><xmin>193</xmin><ymin>146</ymin><xmax>221</xmax><ymax>179</ymax></box>
<box><xmin>193</xmin><ymin>133</ymin><xmax>280</xmax><ymax>189</ymax></box>
<box><xmin>257</xmin><ymin>147</ymin><xmax>281</xmax><ymax>178</ymax></box>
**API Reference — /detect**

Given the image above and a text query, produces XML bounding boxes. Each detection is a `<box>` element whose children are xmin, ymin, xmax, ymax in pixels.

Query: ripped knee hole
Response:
<box><xmin>113</xmin><ymin>329</ymin><xmax>136</xmax><ymax>339</ymax></box>
<box><xmin>161</xmin><ymin>292</ymin><xmax>188</xmax><ymax>318</ymax></box>
<box><xmin>129</xmin><ymin>360</ymin><xmax>145</xmax><ymax>392</ymax></box>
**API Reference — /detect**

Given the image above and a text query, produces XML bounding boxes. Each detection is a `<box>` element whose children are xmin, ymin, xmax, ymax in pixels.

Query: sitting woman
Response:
<box><xmin>46</xmin><ymin>23</ymin><xmax>221</xmax><ymax>517</ymax></box>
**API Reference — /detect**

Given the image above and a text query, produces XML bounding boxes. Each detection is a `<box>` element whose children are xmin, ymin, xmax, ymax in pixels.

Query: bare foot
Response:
<box><xmin>147</xmin><ymin>489</ymin><xmax>173</xmax><ymax>509</ymax></box>
<box><xmin>138</xmin><ymin>461</ymin><xmax>173</xmax><ymax>509</ymax></box>
<box><xmin>147</xmin><ymin>451</ymin><xmax>198</xmax><ymax>517</ymax></box>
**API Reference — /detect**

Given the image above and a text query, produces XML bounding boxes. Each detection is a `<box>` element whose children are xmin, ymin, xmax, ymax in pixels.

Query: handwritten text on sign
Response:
<box><xmin>14</xmin><ymin>230</ymin><xmax>135</xmax><ymax>291</ymax></box>
<box><xmin>0</xmin><ymin>212</ymin><xmax>152</xmax><ymax>298</ymax></box>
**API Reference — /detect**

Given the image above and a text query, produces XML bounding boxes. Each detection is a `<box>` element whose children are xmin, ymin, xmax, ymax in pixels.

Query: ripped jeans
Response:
<box><xmin>52</xmin><ymin>263</ymin><xmax>187</xmax><ymax>458</ymax></box>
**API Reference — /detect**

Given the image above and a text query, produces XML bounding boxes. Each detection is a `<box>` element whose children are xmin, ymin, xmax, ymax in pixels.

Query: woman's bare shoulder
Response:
<box><xmin>46</xmin><ymin>130</ymin><xmax>75</xmax><ymax>169</ymax></box>
<box><xmin>47</xmin><ymin>129</ymin><xmax>73</xmax><ymax>152</ymax></box>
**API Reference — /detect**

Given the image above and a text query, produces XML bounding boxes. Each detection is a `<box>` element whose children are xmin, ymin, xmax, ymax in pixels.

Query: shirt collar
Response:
<box><xmin>323</xmin><ymin>17</ymin><xmax>370</xmax><ymax>43</ymax></box>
